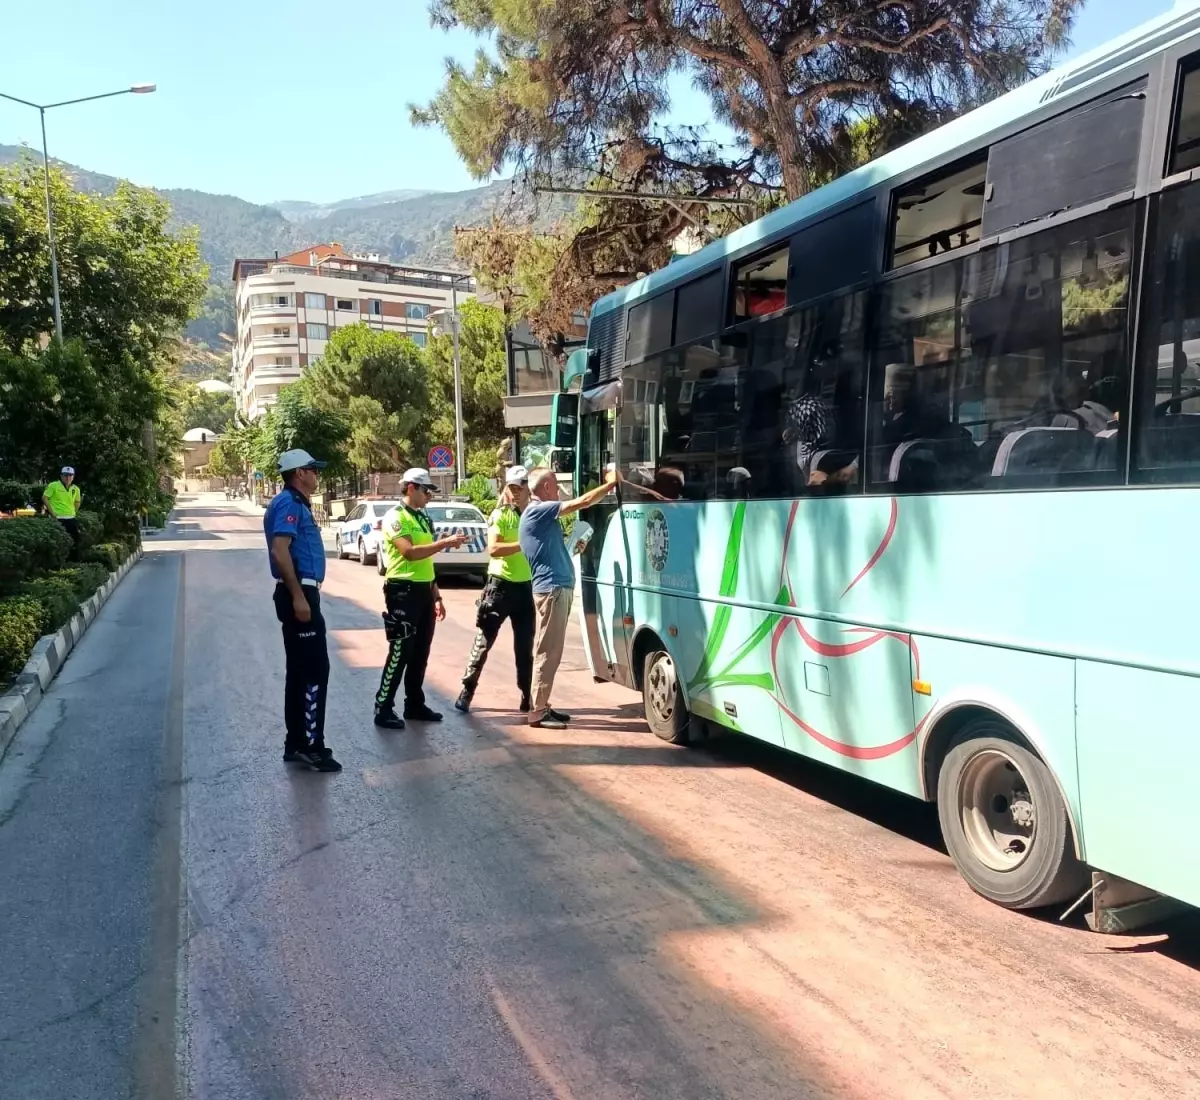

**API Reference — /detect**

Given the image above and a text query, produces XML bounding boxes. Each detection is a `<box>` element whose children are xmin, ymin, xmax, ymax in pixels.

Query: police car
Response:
<box><xmin>336</xmin><ymin>500</ymin><xmax>400</xmax><ymax>566</ymax></box>
<box><xmin>373</xmin><ymin>500</ymin><xmax>490</xmax><ymax>580</ymax></box>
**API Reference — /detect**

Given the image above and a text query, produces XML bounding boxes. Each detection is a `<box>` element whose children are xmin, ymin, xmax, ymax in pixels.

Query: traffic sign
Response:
<box><xmin>428</xmin><ymin>445</ymin><xmax>454</xmax><ymax>470</ymax></box>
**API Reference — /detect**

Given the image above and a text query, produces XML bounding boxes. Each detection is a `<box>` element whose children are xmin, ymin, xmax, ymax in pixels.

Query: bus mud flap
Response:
<box><xmin>1084</xmin><ymin>872</ymin><xmax>1190</xmax><ymax>934</ymax></box>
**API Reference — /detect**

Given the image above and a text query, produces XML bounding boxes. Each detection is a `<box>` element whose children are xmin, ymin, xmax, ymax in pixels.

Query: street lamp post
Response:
<box><xmin>0</xmin><ymin>84</ymin><xmax>156</xmax><ymax>342</ymax></box>
<box><xmin>450</xmin><ymin>283</ymin><xmax>466</xmax><ymax>485</ymax></box>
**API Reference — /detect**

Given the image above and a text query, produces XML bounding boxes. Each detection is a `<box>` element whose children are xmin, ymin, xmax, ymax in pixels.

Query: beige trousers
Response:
<box><xmin>530</xmin><ymin>587</ymin><xmax>573</xmax><ymax>720</ymax></box>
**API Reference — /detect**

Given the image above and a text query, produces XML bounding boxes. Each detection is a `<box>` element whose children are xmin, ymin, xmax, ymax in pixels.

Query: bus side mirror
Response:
<box><xmin>562</xmin><ymin>347</ymin><xmax>594</xmax><ymax>390</ymax></box>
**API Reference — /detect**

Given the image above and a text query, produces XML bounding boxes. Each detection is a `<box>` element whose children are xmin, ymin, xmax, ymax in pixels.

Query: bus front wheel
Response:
<box><xmin>642</xmin><ymin>649</ymin><xmax>690</xmax><ymax>745</ymax></box>
<box><xmin>937</xmin><ymin>721</ymin><xmax>1086</xmax><ymax>910</ymax></box>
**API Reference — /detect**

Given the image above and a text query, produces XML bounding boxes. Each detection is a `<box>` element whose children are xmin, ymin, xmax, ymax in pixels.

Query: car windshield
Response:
<box><xmin>427</xmin><ymin>505</ymin><xmax>484</xmax><ymax>524</ymax></box>
<box><xmin>372</xmin><ymin>503</ymin><xmax>398</xmax><ymax>516</ymax></box>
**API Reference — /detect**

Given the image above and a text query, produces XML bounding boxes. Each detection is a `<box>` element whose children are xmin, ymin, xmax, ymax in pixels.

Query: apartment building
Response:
<box><xmin>231</xmin><ymin>243</ymin><xmax>475</xmax><ymax>419</ymax></box>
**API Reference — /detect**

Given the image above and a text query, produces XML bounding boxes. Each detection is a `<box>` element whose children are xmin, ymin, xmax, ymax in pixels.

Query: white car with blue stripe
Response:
<box><xmin>336</xmin><ymin>500</ymin><xmax>399</xmax><ymax>566</ymax></box>
<box><xmin>371</xmin><ymin>500</ymin><xmax>490</xmax><ymax>580</ymax></box>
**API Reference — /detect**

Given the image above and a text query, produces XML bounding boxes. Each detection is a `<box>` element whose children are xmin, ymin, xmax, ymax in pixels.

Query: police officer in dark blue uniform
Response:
<box><xmin>265</xmin><ymin>449</ymin><xmax>342</xmax><ymax>772</ymax></box>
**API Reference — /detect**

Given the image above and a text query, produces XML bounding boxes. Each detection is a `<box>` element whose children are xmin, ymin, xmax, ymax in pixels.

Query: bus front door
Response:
<box><xmin>575</xmin><ymin>407</ymin><xmax>634</xmax><ymax>685</ymax></box>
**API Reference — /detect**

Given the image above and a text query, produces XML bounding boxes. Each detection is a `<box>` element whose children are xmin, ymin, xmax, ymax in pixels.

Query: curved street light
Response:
<box><xmin>0</xmin><ymin>84</ymin><xmax>157</xmax><ymax>341</ymax></box>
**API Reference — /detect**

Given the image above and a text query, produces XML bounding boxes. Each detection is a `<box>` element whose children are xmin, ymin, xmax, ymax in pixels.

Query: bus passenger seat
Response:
<box><xmin>991</xmin><ymin>426</ymin><xmax>1096</xmax><ymax>483</ymax></box>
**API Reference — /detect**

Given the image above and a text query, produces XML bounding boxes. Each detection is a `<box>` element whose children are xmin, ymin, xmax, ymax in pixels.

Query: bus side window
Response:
<box><xmin>1133</xmin><ymin>181</ymin><xmax>1200</xmax><ymax>482</ymax></box>
<box><xmin>746</xmin><ymin>293</ymin><xmax>867</xmax><ymax>498</ymax></box>
<box><xmin>867</xmin><ymin>206</ymin><xmax>1134</xmax><ymax>494</ymax></box>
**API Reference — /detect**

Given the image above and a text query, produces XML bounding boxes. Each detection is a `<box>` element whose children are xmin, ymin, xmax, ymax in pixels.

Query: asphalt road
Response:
<box><xmin>2</xmin><ymin>493</ymin><xmax>1200</xmax><ymax>1099</ymax></box>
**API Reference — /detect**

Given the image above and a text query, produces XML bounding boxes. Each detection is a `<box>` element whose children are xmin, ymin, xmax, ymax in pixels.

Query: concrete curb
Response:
<box><xmin>0</xmin><ymin>546</ymin><xmax>144</xmax><ymax>766</ymax></box>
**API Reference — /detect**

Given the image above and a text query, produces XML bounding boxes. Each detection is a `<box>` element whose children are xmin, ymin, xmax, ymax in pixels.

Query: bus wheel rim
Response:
<box><xmin>958</xmin><ymin>749</ymin><xmax>1036</xmax><ymax>873</ymax></box>
<box><xmin>647</xmin><ymin>655</ymin><xmax>676</xmax><ymax>723</ymax></box>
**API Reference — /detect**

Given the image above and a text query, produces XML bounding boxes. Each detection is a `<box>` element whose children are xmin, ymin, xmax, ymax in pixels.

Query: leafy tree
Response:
<box><xmin>0</xmin><ymin>159</ymin><xmax>206</xmax><ymax>362</ymax></box>
<box><xmin>301</xmin><ymin>323</ymin><xmax>435</xmax><ymax>468</ymax></box>
<box><xmin>0</xmin><ymin>340</ymin><xmax>165</xmax><ymax>521</ymax></box>
<box><xmin>419</xmin><ymin>0</ymin><xmax>1081</xmax><ymax>330</ymax></box>
<box><xmin>177</xmin><ymin>381</ymin><xmax>236</xmax><ymax>434</ymax></box>
<box><xmin>252</xmin><ymin>386</ymin><xmax>350</xmax><ymax>479</ymax></box>
<box><xmin>424</xmin><ymin>299</ymin><xmax>508</xmax><ymax>463</ymax></box>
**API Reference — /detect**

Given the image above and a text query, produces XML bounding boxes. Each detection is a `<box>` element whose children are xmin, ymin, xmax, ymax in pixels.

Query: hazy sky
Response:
<box><xmin>0</xmin><ymin>0</ymin><xmax>1177</xmax><ymax>206</ymax></box>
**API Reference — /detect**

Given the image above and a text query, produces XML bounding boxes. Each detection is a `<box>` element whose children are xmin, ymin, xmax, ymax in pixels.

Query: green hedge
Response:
<box><xmin>0</xmin><ymin>596</ymin><xmax>48</xmax><ymax>684</ymax></box>
<box><xmin>20</xmin><ymin>574</ymin><xmax>80</xmax><ymax>631</ymax></box>
<box><xmin>75</xmin><ymin>509</ymin><xmax>103</xmax><ymax>552</ymax></box>
<box><xmin>83</xmin><ymin>542</ymin><xmax>126</xmax><ymax>572</ymax></box>
<box><xmin>0</xmin><ymin>481</ymin><xmax>41</xmax><ymax>513</ymax></box>
<box><xmin>57</xmin><ymin>563</ymin><xmax>108</xmax><ymax>602</ymax></box>
<box><xmin>0</xmin><ymin>518</ymin><xmax>72</xmax><ymax>597</ymax></box>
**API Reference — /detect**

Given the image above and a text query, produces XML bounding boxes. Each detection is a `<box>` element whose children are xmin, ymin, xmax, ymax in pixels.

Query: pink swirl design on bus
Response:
<box><xmin>764</xmin><ymin>498</ymin><xmax>919</xmax><ymax>760</ymax></box>
<box><xmin>841</xmin><ymin>497</ymin><xmax>899</xmax><ymax>597</ymax></box>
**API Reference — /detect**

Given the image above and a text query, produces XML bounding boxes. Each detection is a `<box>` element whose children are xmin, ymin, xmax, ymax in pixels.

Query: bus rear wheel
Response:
<box><xmin>936</xmin><ymin>720</ymin><xmax>1087</xmax><ymax>910</ymax></box>
<box><xmin>642</xmin><ymin>649</ymin><xmax>690</xmax><ymax>745</ymax></box>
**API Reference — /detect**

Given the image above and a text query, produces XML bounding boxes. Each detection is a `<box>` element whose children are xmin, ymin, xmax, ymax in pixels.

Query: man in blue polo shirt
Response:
<box><xmin>264</xmin><ymin>449</ymin><xmax>341</xmax><ymax>772</ymax></box>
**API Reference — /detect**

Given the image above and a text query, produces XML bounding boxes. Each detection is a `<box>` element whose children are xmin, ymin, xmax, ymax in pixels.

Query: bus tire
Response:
<box><xmin>642</xmin><ymin>649</ymin><xmax>690</xmax><ymax>745</ymax></box>
<box><xmin>937</xmin><ymin>720</ymin><xmax>1086</xmax><ymax>910</ymax></box>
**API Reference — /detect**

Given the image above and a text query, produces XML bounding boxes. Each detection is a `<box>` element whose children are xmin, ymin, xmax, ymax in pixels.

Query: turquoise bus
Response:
<box><xmin>569</xmin><ymin>3</ymin><xmax>1200</xmax><ymax>924</ymax></box>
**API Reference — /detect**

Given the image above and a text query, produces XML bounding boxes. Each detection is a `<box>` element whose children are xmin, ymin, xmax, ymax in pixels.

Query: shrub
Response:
<box><xmin>0</xmin><ymin>596</ymin><xmax>48</xmax><ymax>684</ymax></box>
<box><xmin>83</xmin><ymin>542</ymin><xmax>126</xmax><ymax>572</ymax></box>
<box><xmin>56</xmin><ymin>564</ymin><xmax>108</xmax><ymax>602</ymax></box>
<box><xmin>74</xmin><ymin>509</ymin><xmax>104</xmax><ymax>552</ymax></box>
<box><xmin>457</xmin><ymin>474</ymin><xmax>498</xmax><ymax>516</ymax></box>
<box><xmin>0</xmin><ymin>518</ymin><xmax>72</xmax><ymax>596</ymax></box>
<box><xmin>0</xmin><ymin>481</ymin><xmax>41</xmax><ymax>513</ymax></box>
<box><xmin>20</xmin><ymin>574</ymin><xmax>80</xmax><ymax>631</ymax></box>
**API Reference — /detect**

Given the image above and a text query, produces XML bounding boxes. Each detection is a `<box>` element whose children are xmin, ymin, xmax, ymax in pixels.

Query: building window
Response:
<box><xmin>368</xmin><ymin>298</ymin><xmax>383</xmax><ymax>316</ymax></box>
<box><xmin>274</xmin><ymin>355</ymin><xmax>293</xmax><ymax>367</ymax></box>
<box><xmin>336</xmin><ymin>298</ymin><xmax>355</xmax><ymax>311</ymax></box>
<box><xmin>272</xmin><ymin>326</ymin><xmax>290</xmax><ymax>337</ymax></box>
<box><xmin>405</xmin><ymin>302</ymin><xmax>430</xmax><ymax>320</ymax></box>
<box><xmin>410</xmin><ymin>331</ymin><xmax>427</xmax><ymax>348</ymax></box>
<box><xmin>306</xmin><ymin>323</ymin><xmax>328</xmax><ymax>341</ymax></box>
<box><xmin>304</xmin><ymin>292</ymin><xmax>325</xmax><ymax>310</ymax></box>
<box><xmin>250</xmin><ymin>292</ymin><xmax>294</xmax><ymax>309</ymax></box>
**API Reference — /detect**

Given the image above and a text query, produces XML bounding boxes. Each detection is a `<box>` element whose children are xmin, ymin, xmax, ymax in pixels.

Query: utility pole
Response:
<box><xmin>0</xmin><ymin>84</ymin><xmax>156</xmax><ymax>342</ymax></box>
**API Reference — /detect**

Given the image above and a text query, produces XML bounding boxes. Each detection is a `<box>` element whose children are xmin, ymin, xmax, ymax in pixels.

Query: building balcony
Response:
<box><xmin>249</xmin><ymin>303</ymin><xmax>296</xmax><ymax>316</ymax></box>
<box><xmin>250</xmin><ymin>334</ymin><xmax>298</xmax><ymax>347</ymax></box>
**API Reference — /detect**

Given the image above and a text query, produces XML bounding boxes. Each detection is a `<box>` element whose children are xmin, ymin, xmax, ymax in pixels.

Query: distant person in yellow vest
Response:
<box><xmin>373</xmin><ymin>468</ymin><xmax>469</xmax><ymax>730</ymax></box>
<box><xmin>43</xmin><ymin>466</ymin><xmax>81</xmax><ymax>549</ymax></box>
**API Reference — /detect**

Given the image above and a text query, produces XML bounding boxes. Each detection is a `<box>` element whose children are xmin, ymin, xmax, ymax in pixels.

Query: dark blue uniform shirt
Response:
<box><xmin>264</xmin><ymin>487</ymin><xmax>326</xmax><ymax>583</ymax></box>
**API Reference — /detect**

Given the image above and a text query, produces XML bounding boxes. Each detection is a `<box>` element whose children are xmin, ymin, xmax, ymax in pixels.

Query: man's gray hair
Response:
<box><xmin>528</xmin><ymin>467</ymin><xmax>557</xmax><ymax>491</ymax></box>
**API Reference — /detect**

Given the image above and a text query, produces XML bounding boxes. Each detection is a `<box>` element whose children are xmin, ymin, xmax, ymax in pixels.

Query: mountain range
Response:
<box><xmin>0</xmin><ymin>144</ymin><xmax>562</xmax><ymax>351</ymax></box>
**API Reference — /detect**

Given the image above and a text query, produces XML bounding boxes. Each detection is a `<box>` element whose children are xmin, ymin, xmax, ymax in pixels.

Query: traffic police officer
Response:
<box><xmin>374</xmin><ymin>468</ymin><xmax>468</xmax><ymax>729</ymax></box>
<box><xmin>265</xmin><ymin>449</ymin><xmax>342</xmax><ymax>772</ymax></box>
<box><xmin>43</xmin><ymin>466</ymin><xmax>82</xmax><ymax>549</ymax></box>
<box><xmin>455</xmin><ymin>466</ymin><xmax>535</xmax><ymax>714</ymax></box>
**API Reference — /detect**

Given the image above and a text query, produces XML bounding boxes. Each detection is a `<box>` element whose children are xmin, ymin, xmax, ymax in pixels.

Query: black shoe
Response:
<box><xmin>404</xmin><ymin>704</ymin><xmax>443</xmax><ymax>722</ymax></box>
<box><xmin>519</xmin><ymin>692</ymin><xmax>532</xmax><ymax>713</ymax></box>
<box><xmin>548</xmin><ymin>707</ymin><xmax>571</xmax><ymax>723</ymax></box>
<box><xmin>283</xmin><ymin>748</ymin><xmax>305</xmax><ymax>763</ymax></box>
<box><xmin>374</xmin><ymin>707</ymin><xmax>406</xmax><ymax>730</ymax></box>
<box><xmin>295</xmin><ymin>748</ymin><xmax>343</xmax><ymax>772</ymax></box>
<box><xmin>529</xmin><ymin>715</ymin><xmax>568</xmax><ymax>730</ymax></box>
<box><xmin>454</xmin><ymin>689</ymin><xmax>473</xmax><ymax>713</ymax></box>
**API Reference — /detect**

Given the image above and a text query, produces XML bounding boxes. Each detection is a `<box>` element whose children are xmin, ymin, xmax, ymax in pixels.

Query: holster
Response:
<box><xmin>475</xmin><ymin>580</ymin><xmax>500</xmax><ymax>629</ymax></box>
<box><xmin>382</xmin><ymin>609</ymin><xmax>415</xmax><ymax>642</ymax></box>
